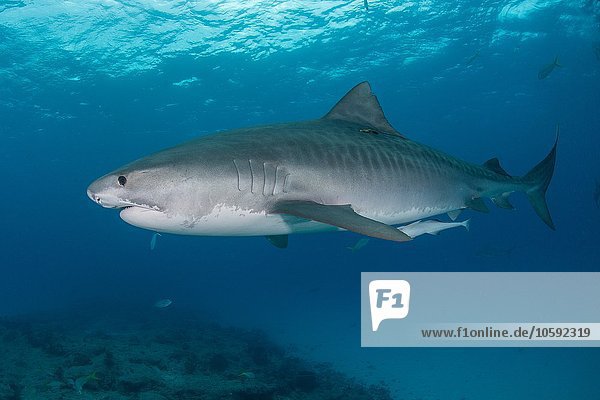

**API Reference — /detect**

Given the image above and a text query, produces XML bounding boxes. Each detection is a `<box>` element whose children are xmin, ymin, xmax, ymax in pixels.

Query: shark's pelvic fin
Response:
<box><xmin>323</xmin><ymin>81</ymin><xmax>403</xmax><ymax>137</ymax></box>
<box><xmin>447</xmin><ymin>209</ymin><xmax>462</xmax><ymax>221</ymax></box>
<box><xmin>266</xmin><ymin>235</ymin><xmax>288</xmax><ymax>249</ymax></box>
<box><xmin>483</xmin><ymin>157</ymin><xmax>511</xmax><ymax>177</ymax></box>
<box><xmin>270</xmin><ymin>200</ymin><xmax>411</xmax><ymax>242</ymax></box>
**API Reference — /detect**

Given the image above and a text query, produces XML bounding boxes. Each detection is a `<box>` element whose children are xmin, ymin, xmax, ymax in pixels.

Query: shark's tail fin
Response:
<box><xmin>522</xmin><ymin>127</ymin><xmax>559</xmax><ymax>230</ymax></box>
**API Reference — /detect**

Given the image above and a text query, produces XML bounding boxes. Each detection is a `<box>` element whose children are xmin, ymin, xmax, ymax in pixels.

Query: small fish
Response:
<box><xmin>154</xmin><ymin>299</ymin><xmax>172</xmax><ymax>308</ymax></box>
<box><xmin>150</xmin><ymin>232</ymin><xmax>161</xmax><ymax>250</ymax></box>
<box><xmin>364</xmin><ymin>0</ymin><xmax>369</xmax><ymax>11</ymax></box>
<box><xmin>347</xmin><ymin>237</ymin><xmax>370</xmax><ymax>252</ymax></box>
<box><xmin>398</xmin><ymin>219</ymin><xmax>470</xmax><ymax>239</ymax></box>
<box><xmin>239</xmin><ymin>371</ymin><xmax>255</xmax><ymax>379</ymax></box>
<box><xmin>68</xmin><ymin>372</ymin><xmax>98</xmax><ymax>395</ymax></box>
<box><xmin>538</xmin><ymin>56</ymin><xmax>561</xmax><ymax>80</ymax></box>
<box><xmin>465</xmin><ymin>50</ymin><xmax>480</xmax><ymax>66</ymax></box>
<box><xmin>594</xmin><ymin>180</ymin><xmax>600</xmax><ymax>208</ymax></box>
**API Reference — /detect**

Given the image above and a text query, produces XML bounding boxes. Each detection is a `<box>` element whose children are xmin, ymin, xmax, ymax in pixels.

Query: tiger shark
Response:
<box><xmin>87</xmin><ymin>82</ymin><xmax>557</xmax><ymax>246</ymax></box>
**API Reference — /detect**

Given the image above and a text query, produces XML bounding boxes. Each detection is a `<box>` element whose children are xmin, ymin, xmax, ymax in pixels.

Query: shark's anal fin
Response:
<box><xmin>491</xmin><ymin>193</ymin><xmax>515</xmax><ymax>210</ymax></box>
<box><xmin>466</xmin><ymin>197</ymin><xmax>489</xmax><ymax>213</ymax></box>
<box><xmin>483</xmin><ymin>157</ymin><xmax>511</xmax><ymax>177</ymax></box>
<box><xmin>270</xmin><ymin>200</ymin><xmax>411</xmax><ymax>242</ymax></box>
<box><xmin>266</xmin><ymin>235</ymin><xmax>288</xmax><ymax>249</ymax></box>
<box><xmin>323</xmin><ymin>82</ymin><xmax>403</xmax><ymax>137</ymax></box>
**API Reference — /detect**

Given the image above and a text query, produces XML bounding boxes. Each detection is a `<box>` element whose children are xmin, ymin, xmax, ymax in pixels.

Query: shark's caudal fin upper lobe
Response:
<box><xmin>523</xmin><ymin>128</ymin><xmax>559</xmax><ymax>230</ymax></box>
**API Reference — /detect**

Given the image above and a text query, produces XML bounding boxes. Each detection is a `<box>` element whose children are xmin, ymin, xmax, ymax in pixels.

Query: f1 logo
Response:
<box><xmin>369</xmin><ymin>280</ymin><xmax>411</xmax><ymax>331</ymax></box>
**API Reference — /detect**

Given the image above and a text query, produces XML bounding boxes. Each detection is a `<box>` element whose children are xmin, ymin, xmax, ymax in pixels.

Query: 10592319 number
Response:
<box><xmin>532</xmin><ymin>327</ymin><xmax>591</xmax><ymax>338</ymax></box>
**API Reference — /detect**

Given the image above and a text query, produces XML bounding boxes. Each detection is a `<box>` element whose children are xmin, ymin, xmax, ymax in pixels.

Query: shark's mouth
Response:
<box><xmin>103</xmin><ymin>197</ymin><xmax>160</xmax><ymax>212</ymax></box>
<box><xmin>87</xmin><ymin>189</ymin><xmax>160</xmax><ymax>212</ymax></box>
<box><xmin>119</xmin><ymin>201</ymin><xmax>163</xmax><ymax>214</ymax></box>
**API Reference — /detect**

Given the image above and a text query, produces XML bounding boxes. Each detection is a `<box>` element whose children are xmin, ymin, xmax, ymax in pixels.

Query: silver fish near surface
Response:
<box><xmin>538</xmin><ymin>56</ymin><xmax>561</xmax><ymax>80</ymax></box>
<box><xmin>87</xmin><ymin>82</ymin><xmax>558</xmax><ymax>245</ymax></box>
<box><xmin>465</xmin><ymin>50</ymin><xmax>480</xmax><ymax>66</ymax></box>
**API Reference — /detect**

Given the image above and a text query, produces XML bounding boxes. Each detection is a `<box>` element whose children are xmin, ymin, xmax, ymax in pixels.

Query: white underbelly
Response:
<box><xmin>120</xmin><ymin>203</ymin><xmax>460</xmax><ymax>237</ymax></box>
<box><xmin>120</xmin><ymin>204</ymin><xmax>338</xmax><ymax>236</ymax></box>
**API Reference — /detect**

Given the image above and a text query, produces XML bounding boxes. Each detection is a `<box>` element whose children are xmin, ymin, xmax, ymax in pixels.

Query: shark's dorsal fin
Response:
<box><xmin>483</xmin><ymin>157</ymin><xmax>511</xmax><ymax>177</ymax></box>
<box><xmin>324</xmin><ymin>82</ymin><xmax>402</xmax><ymax>137</ymax></box>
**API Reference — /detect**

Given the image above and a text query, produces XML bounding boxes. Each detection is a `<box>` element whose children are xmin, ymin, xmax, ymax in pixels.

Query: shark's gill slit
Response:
<box><xmin>248</xmin><ymin>159</ymin><xmax>254</xmax><ymax>194</ymax></box>
<box><xmin>271</xmin><ymin>165</ymin><xmax>279</xmax><ymax>196</ymax></box>
<box><xmin>262</xmin><ymin>162</ymin><xmax>277</xmax><ymax>196</ymax></box>
<box><xmin>262</xmin><ymin>162</ymin><xmax>267</xmax><ymax>196</ymax></box>
<box><xmin>272</xmin><ymin>165</ymin><xmax>279</xmax><ymax>196</ymax></box>
<box><xmin>233</xmin><ymin>159</ymin><xmax>242</xmax><ymax>191</ymax></box>
<box><xmin>282</xmin><ymin>173</ymin><xmax>290</xmax><ymax>193</ymax></box>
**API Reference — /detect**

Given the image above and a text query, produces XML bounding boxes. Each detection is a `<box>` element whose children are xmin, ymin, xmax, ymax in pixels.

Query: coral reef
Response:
<box><xmin>0</xmin><ymin>309</ymin><xmax>392</xmax><ymax>400</ymax></box>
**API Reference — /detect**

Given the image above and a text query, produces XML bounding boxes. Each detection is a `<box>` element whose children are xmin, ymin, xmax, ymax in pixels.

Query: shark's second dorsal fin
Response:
<box><xmin>324</xmin><ymin>82</ymin><xmax>402</xmax><ymax>137</ymax></box>
<box><xmin>483</xmin><ymin>157</ymin><xmax>511</xmax><ymax>177</ymax></box>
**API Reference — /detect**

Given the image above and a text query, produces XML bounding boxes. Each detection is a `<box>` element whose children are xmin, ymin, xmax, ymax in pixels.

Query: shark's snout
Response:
<box><xmin>87</xmin><ymin>178</ymin><xmax>107</xmax><ymax>206</ymax></box>
<box><xmin>87</xmin><ymin>185</ymin><xmax>113</xmax><ymax>208</ymax></box>
<box><xmin>87</xmin><ymin>177</ymin><xmax>124</xmax><ymax>209</ymax></box>
<box><xmin>87</xmin><ymin>188</ymin><xmax>101</xmax><ymax>205</ymax></box>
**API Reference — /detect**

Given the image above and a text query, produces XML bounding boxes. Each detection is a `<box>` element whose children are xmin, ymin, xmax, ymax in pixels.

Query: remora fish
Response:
<box><xmin>399</xmin><ymin>219</ymin><xmax>470</xmax><ymax>239</ymax></box>
<box><xmin>538</xmin><ymin>56</ymin><xmax>561</xmax><ymax>80</ymax></box>
<box><xmin>87</xmin><ymin>82</ymin><xmax>557</xmax><ymax>245</ymax></box>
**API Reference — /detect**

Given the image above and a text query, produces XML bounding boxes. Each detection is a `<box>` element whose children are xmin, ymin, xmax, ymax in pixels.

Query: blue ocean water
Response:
<box><xmin>1</xmin><ymin>1</ymin><xmax>599</xmax><ymax>399</ymax></box>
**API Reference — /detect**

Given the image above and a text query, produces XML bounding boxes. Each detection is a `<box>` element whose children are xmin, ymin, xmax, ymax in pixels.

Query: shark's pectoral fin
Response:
<box><xmin>266</xmin><ymin>235</ymin><xmax>288</xmax><ymax>249</ymax></box>
<box><xmin>270</xmin><ymin>200</ymin><xmax>411</xmax><ymax>242</ymax></box>
<box><xmin>466</xmin><ymin>197</ymin><xmax>489</xmax><ymax>213</ymax></box>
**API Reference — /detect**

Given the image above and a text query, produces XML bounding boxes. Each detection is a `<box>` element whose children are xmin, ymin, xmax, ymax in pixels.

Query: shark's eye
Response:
<box><xmin>118</xmin><ymin>175</ymin><xmax>127</xmax><ymax>186</ymax></box>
